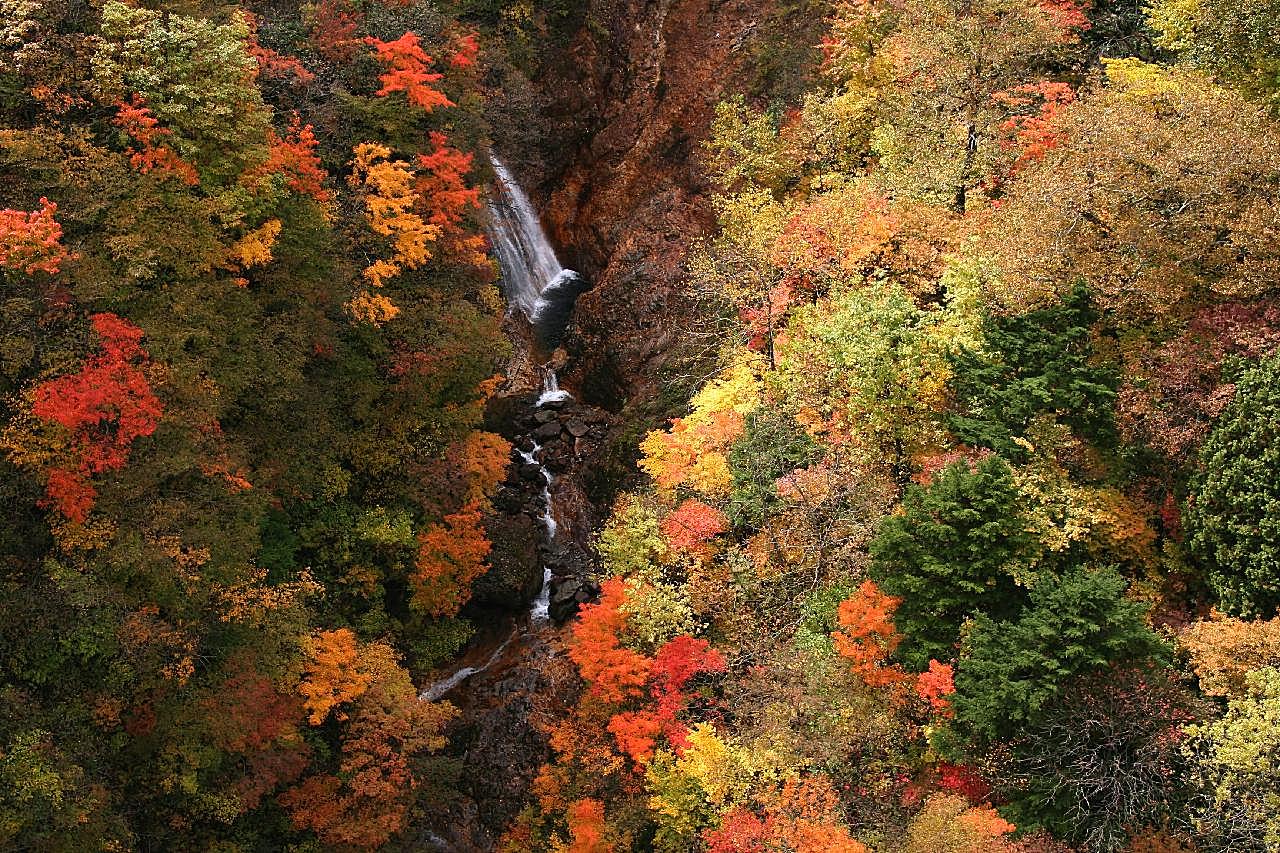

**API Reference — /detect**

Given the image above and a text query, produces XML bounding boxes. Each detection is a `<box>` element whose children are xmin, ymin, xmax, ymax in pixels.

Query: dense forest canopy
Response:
<box><xmin>2</xmin><ymin>0</ymin><xmax>1280</xmax><ymax>849</ymax></box>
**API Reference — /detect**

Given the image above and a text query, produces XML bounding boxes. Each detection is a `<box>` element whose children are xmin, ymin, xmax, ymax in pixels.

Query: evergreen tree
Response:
<box><xmin>948</xmin><ymin>285</ymin><xmax>1118</xmax><ymax>457</ymax></box>
<box><xmin>952</xmin><ymin>567</ymin><xmax>1167</xmax><ymax>742</ymax></box>
<box><xmin>1186</xmin><ymin>352</ymin><xmax>1280</xmax><ymax>617</ymax></box>
<box><xmin>868</xmin><ymin>457</ymin><xmax>1035</xmax><ymax>670</ymax></box>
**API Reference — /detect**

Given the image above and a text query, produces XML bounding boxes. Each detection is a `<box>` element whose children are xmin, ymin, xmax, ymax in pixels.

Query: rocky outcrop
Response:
<box><xmin>508</xmin><ymin>0</ymin><xmax>764</xmax><ymax>409</ymax></box>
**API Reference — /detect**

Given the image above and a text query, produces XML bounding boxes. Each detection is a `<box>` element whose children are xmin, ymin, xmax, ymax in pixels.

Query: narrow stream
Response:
<box><xmin>418</xmin><ymin>153</ymin><xmax>582</xmax><ymax>702</ymax></box>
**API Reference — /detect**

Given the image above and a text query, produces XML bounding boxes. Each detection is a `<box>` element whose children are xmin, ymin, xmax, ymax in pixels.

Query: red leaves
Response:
<box><xmin>570</xmin><ymin>580</ymin><xmax>725</xmax><ymax>762</ymax></box>
<box><xmin>0</xmin><ymin>197</ymin><xmax>70</xmax><ymax>275</ymax></box>
<box><xmin>30</xmin><ymin>313</ymin><xmax>163</xmax><ymax>521</ymax></box>
<box><xmin>570</xmin><ymin>577</ymin><xmax>652</xmax><ymax>703</ymax></box>
<box><xmin>449</xmin><ymin>33</ymin><xmax>480</xmax><ymax>69</ymax></box>
<box><xmin>705</xmin><ymin>808</ymin><xmax>775</xmax><ymax>853</ymax></box>
<box><xmin>832</xmin><ymin>580</ymin><xmax>910</xmax><ymax>688</ymax></box>
<box><xmin>661</xmin><ymin>498</ymin><xmax>728</xmax><ymax>555</ymax></box>
<box><xmin>652</xmin><ymin>634</ymin><xmax>726</xmax><ymax>718</ymax></box>
<box><xmin>244</xmin><ymin>12</ymin><xmax>315</xmax><ymax>86</ymax></box>
<box><xmin>935</xmin><ymin>762</ymin><xmax>992</xmax><ymax>804</ymax></box>
<box><xmin>309</xmin><ymin>0</ymin><xmax>362</xmax><ymax>63</ymax></box>
<box><xmin>366</xmin><ymin>32</ymin><xmax>454</xmax><ymax>112</ymax></box>
<box><xmin>411</xmin><ymin>499</ymin><xmax>492</xmax><ymax>617</ymax></box>
<box><xmin>414</xmin><ymin>132</ymin><xmax>480</xmax><ymax>230</ymax></box>
<box><xmin>262</xmin><ymin>116</ymin><xmax>330</xmax><ymax>204</ymax></box>
<box><xmin>915</xmin><ymin>659</ymin><xmax>956</xmax><ymax>717</ymax></box>
<box><xmin>1037</xmin><ymin>0</ymin><xmax>1091</xmax><ymax>38</ymax></box>
<box><xmin>112</xmin><ymin>96</ymin><xmax>200</xmax><ymax>185</ymax></box>
<box><xmin>993</xmin><ymin>82</ymin><xmax>1077</xmax><ymax>171</ymax></box>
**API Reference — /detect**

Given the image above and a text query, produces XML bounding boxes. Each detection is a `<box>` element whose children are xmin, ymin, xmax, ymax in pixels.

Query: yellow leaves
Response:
<box><xmin>214</xmin><ymin>567</ymin><xmax>321</xmax><ymax>626</ymax></box>
<box><xmin>226</xmin><ymin>218</ymin><xmax>281</xmax><ymax>270</ymax></box>
<box><xmin>903</xmin><ymin>794</ymin><xmax>1017</xmax><ymax>853</ymax></box>
<box><xmin>345</xmin><ymin>290</ymin><xmax>400</xmax><ymax>325</ymax></box>
<box><xmin>675</xmin><ymin>724</ymin><xmax>740</xmax><ymax>807</ymax></box>
<box><xmin>639</xmin><ymin>355</ymin><xmax>763</xmax><ymax>499</ymax></box>
<box><xmin>298</xmin><ymin>628</ymin><xmax>370</xmax><ymax>725</ymax></box>
<box><xmin>346</xmin><ymin>142</ymin><xmax>441</xmax><ymax>324</ymax></box>
<box><xmin>1101</xmin><ymin>57</ymin><xmax>1185</xmax><ymax>100</ymax></box>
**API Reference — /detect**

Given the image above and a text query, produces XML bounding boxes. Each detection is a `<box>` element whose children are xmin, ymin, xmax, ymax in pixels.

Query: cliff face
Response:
<box><xmin>526</xmin><ymin>0</ymin><xmax>763</xmax><ymax>407</ymax></box>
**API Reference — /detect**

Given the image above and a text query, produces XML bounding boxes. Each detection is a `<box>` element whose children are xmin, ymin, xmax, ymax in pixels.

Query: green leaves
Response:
<box><xmin>869</xmin><ymin>457</ymin><xmax>1034</xmax><ymax>670</ymax></box>
<box><xmin>948</xmin><ymin>285</ymin><xmax>1118</xmax><ymax>458</ymax></box>
<box><xmin>1187</xmin><ymin>352</ymin><xmax>1280</xmax><ymax>617</ymax></box>
<box><xmin>951</xmin><ymin>567</ymin><xmax>1165</xmax><ymax>742</ymax></box>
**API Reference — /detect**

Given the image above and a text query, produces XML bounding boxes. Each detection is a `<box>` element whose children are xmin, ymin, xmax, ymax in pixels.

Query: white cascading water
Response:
<box><xmin>486</xmin><ymin>155</ymin><xmax>581</xmax><ymax>323</ymax></box>
<box><xmin>519</xmin><ymin>443</ymin><xmax>557</xmax><ymax>622</ymax></box>
<box><xmin>419</xmin><ymin>157</ymin><xmax>573</xmax><ymax>702</ymax></box>
<box><xmin>536</xmin><ymin>365</ymin><xmax>573</xmax><ymax>407</ymax></box>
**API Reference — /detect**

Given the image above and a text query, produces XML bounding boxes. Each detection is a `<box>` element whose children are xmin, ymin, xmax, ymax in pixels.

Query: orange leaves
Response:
<box><xmin>411</xmin><ymin>499</ymin><xmax>491</xmax><ymax>617</ymax></box>
<box><xmin>449</xmin><ymin>430</ymin><xmax>512</xmax><ymax>504</ymax></box>
<box><xmin>112</xmin><ymin>96</ymin><xmax>199</xmax><ymax>185</ymax></box>
<box><xmin>832</xmin><ymin>580</ymin><xmax>910</xmax><ymax>688</ymax></box>
<box><xmin>298</xmin><ymin>628</ymin><xmax>370</xmax><ymax>725</ymax></box>
<box><xmin>662</xmin><ymin>499</ymin><xmax>728</xmax><ymax>555</ymax></box>
<box><xmin>915</xmin><ymin>659</ymin><xmax>956</xmax><ymax>717</ymax></box>
<box><xmin>365</xmin><ymin>32</ymin><xmax>453</xmax><ymax>112</ymax></box>
<box><xmin>570</xmin><ymin>577</ymin><xmax>652</xmax><ymax>703</ymax></box>
<box><xmin>449</xmin><ymin>32</ymin><xmax>480</xmax><ymax>69</ymax></box>
<box><xmin>244</xmin><ymin>12</ymin><xmax>315</xmax><ymax>85</ymax></box>
<box><xmin>414</xmin><ymin>132</ymin><xmax>486</xmax><ymax>267</ymax></box>
<box><xmin>607</xmin><ymin>710</ymin><xmax>665</xmax><ymax>764</ymax></box>
<box><xmin>27</xmin><ymin>313</ymin><xmax>163</xmax><ymax>522</ymax></box>
<box><xmin>706</xmin><ymin>777</ymin><xmax>869</xmax><ymax>853</ymax></box>
<box><xmin>347</xmin><ymin>142</ymin><xmax>438</xmax><ymax>323</ymax></box>
<box><xmin>566</xmin><ymin>798</ymin><xmax>614</xmax><ymax>853</ymax></box>
<box><xmin>283</xmin><ymin>643</ymin><xmax>457</xmax><ymax>849</ymax></box>
<box><xmin>262</xmin><ymin>116</ymin><xmax>329</xmax><ymax>204</ymax></box>
<box><xmin>0</xmin><ymin>197</ymin><xmax>70</xmax><ymax>275</ymax></box>
<box><xmin>993</xmin><ymin>82</ymin><xmax>1077</xmax><ymax>172</ymax></box>
<box><xmin>414</xmin><ymin>131</ymin><xmax>481</xmax><ymax>230</ymax></box>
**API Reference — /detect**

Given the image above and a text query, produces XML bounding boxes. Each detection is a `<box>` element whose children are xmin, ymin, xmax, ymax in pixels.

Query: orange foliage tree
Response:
<box><xmin>565</xmin><ymin>798</ymin><xmax>615</xmax><ymax>853</ymax></box>
<box><xmin>569</xmin><ymin>577</ymin><xmax>652</xmax><ymax>703</ymax></box>
<box><xmin>282</xmin><ymin>641</ymin><xmax>457</xmax><ymax>849</ymax></box>
<box><xmin>916</xmin><ymin>659</ymin><xmax>956</xmax><ymax>717</ymax></box>
<box><xmin>832</xmin><ymin>580</ymin><xmax>910</xmax><ymax>688</ymax></box>
<box><xmin>260</xmin><ymin>115</ymin><xmax>329</xmax><ymax>204</ymax></box>
<box><xmin>244</xmin><ymin>12</ymin><xmax>314</xmax><ymax>85</ymax></box>
<box><xmin>112</xmin><ymin>96</ymin><xmax>200</xmax><ymax>185</ymax></box>
<box><xmin>297</xmin><ymin>628</ymin><xmax>370</xmax><ymax>724</ymax></box>
<box><xmin>308</xmin><ymin>0</ymin><xmax>362</xmax><ymax>62</ymax></box>
<box><xmin>411</xmin><ymin>499</ymin><xmax>492</xmax><ymax>617</ymax></box>
<box><xmin>0</xmin><ymin>196</ymin><xmax>70</xmax><ymax>274</ymax></box>
<box><xmin>365</xmin><ymin>32</ymin><xmax>453</xmax><ymax>112</ymax></box>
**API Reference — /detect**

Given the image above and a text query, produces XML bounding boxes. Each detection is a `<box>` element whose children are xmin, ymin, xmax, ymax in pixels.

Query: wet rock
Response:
<box><xmin>534</xmin><ymin>409</ymin><xmax>559</xmax><ymax>424</ymax></box>
<box><xmin>518</xmin><ymin>462</ymin><xmax>543</xmax><ymax>481</ymax></box>
<box><xmin>534</xmin><ymin>421</ymin><xmax>563</xmax><ymax>441</ymax></box>
<box><xmin>470</xmin><ymin>512</ymin><xmax>542</xmax><ymax>609</ymax></box>
<box><xmin>566</xmin><ymin>418</ymin><xmax>591</xmax><ymax>437</ymax></box>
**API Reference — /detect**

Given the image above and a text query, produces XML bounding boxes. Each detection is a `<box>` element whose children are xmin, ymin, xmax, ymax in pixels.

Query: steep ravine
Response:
<box><xmin>419</xmin><ymin>3</ymin><xmax>770</xmax><ymax>845</ymax></box>
<box><xmin>501</xmin><ymin>0</ymin><xmax>768</xmax><ymax>407</ymax></box>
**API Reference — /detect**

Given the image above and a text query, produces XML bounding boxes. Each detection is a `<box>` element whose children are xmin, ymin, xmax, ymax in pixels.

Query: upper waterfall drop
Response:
<box><xmin>486</xmin><ymin>154</ymin><xmax>587</xmax><ymax>337</ymax></box>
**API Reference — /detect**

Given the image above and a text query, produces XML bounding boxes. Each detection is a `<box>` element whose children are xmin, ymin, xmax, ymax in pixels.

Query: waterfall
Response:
<box><xmin>418</xmin><ymin>629</ymin><xmax>516</xmax><ymax>702</ymax></box>
<box><xmin>518</xmin><ymin>443</ymin><xmax>556</xmax><ymax>622</ymax></box>
<box><xmin>536</xmin><ymin>366</ymin><xmax>573</xmax><ymax>407</ymax></box>
<box><xmin>486</xmin><ymin>155</ymin><xmax>587</xmax><ymax>338</ymax></box>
